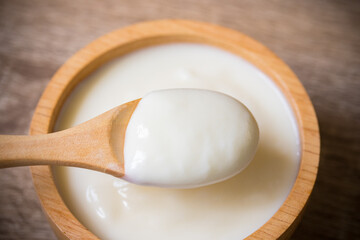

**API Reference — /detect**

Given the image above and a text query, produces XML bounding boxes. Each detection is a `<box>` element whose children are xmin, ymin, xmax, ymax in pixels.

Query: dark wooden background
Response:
<box><xmin>0</xmin><ymin>0</ymin><xmax>359</xmax><ymax>239</ymax></box>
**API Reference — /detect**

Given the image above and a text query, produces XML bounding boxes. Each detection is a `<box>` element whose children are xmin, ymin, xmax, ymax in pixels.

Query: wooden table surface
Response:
<box><xmin>0</xmin><ymin>1</ymin><xmax>359</xmax><ymax>239</ymax></box>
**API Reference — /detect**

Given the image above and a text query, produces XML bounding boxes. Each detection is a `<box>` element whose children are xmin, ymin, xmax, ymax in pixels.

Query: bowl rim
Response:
<box><xmin>30</xmin><ymin>19</ymin><xmax>320</xmax><ymax>240</ymax></box>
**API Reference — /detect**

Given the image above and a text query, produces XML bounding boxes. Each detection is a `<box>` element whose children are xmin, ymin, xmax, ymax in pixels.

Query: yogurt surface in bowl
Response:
<box><xmin>124</xmin><ymin>89</ymin><xmax>259</xmax><ymax>188</ymax></box>
<box><xmin>54</xmin><ymin>43</ymin><xmax>300</xmax><ymax>240</ymax></box>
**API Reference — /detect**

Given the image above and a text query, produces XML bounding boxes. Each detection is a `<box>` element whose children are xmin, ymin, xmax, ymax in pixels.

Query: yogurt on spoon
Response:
<box><xmin>123</xmin><ymin>89</ymin><xmax>259</xmax><ymax>188</ymax></box>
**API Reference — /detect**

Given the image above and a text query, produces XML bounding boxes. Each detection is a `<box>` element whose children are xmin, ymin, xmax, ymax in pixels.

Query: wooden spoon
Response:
<box><xmin>0</xmin><ymin>99</ymin><xmax>141</xmax><ymax>178</ymax></box>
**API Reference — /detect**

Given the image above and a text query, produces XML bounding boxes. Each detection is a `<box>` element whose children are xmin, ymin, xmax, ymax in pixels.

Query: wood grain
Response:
<box><xmin>0</xmin><ymin>1</ymin><xmax>358</xmax><ymax>240</ymax></box>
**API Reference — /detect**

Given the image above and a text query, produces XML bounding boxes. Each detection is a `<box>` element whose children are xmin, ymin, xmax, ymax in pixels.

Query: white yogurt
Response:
<box><xmin>54</xmin><ymin>43</ymin><xmax>300</xmax><ymax>240</ymax></box>
<box><xmin>124</xmin><ymin>89</ymin><xmax>259</xmax><ymax>188</ymax></box>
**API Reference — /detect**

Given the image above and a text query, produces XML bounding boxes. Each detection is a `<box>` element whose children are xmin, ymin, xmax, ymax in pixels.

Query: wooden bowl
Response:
<box><xmin>30</xmin><ymin>20</ymin><xmax>320</xmax><ymax>239</ymax></box>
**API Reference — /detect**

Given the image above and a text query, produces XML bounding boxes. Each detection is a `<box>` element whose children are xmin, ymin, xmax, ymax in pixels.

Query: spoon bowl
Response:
<box><xmin>0</xmin><ymin>88</ymin><xmax>259</xmax><ymax>188</ymax></box>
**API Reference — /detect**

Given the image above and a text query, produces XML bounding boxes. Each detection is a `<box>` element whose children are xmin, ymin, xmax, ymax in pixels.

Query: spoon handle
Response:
<box><xmin>0</xmin><ymin>127</ymin><xmax>113</xmax><ymax>171</ymax></box>
<box><xmin>0</xmin><ymin>133</ymin><xmax>73</xmax><ymax>167</ymax></box>
<box><xmin>0</xmin><ymin>99</ymin><xmax>140</xmax><ymax>177</ymax></box>
<box><xmin>0</xmin><ymin>113</ymin><xmax>123</xmax><ymax>176</ymax></box>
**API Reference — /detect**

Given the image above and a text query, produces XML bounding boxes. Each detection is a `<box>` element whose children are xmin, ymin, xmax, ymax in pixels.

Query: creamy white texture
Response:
<box><xmin>54</xmin><ymin>43</ymin><xmax>300</xmax><ymax>240</ymax></box>
<box><xmin>124</xmin><ymin>89</ymin><xmax>259</xmax><ymax>188</ymax></box>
